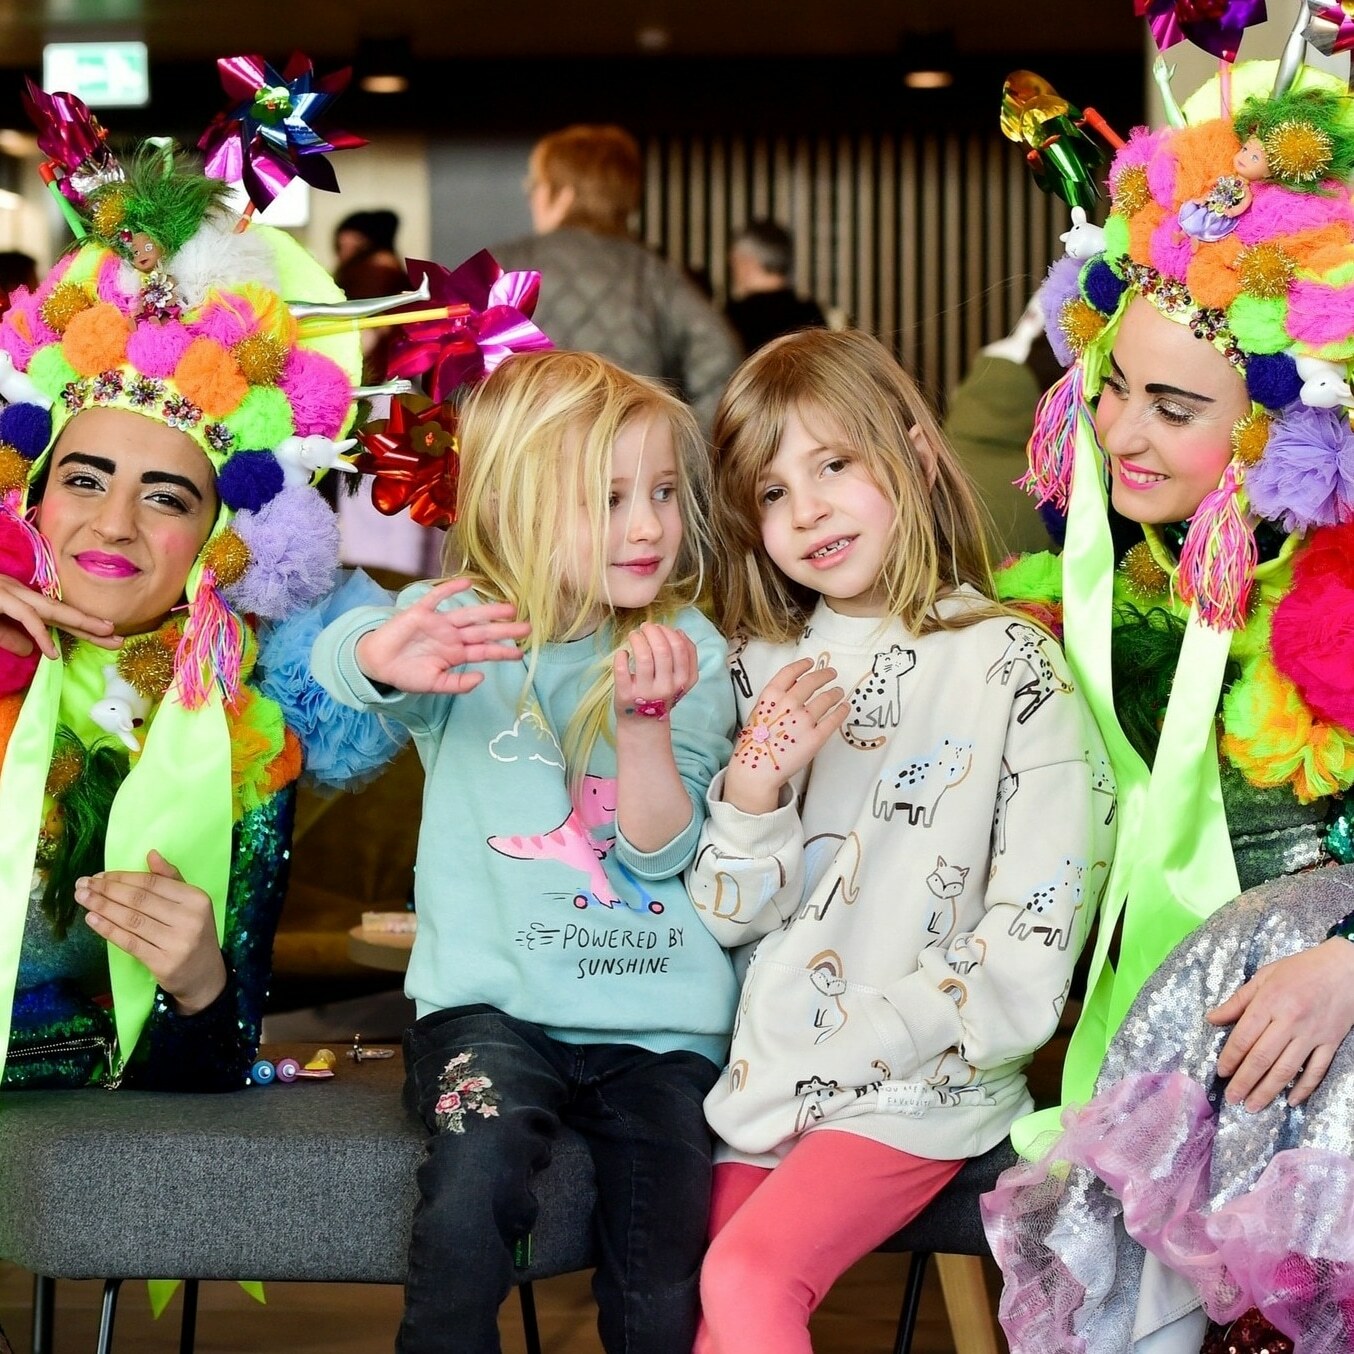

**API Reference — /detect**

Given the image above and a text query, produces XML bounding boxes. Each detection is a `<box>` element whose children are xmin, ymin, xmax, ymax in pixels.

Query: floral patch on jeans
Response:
<box><xmin>433</xmin><ymin>1051</ymin><xmax>501</xmax><ymax>1134</ymax></box>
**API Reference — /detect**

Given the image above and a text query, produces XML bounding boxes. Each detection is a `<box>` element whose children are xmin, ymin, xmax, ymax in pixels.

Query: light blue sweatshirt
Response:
<box><xmin>312</xmin><ymin>585</ymin><xmax>739</xmax><ymax>1065</ymax></box>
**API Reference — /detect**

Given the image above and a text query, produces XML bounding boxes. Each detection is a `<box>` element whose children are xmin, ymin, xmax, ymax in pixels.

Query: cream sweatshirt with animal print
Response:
<box><xmin>690</xmin><ymin>592</ymin><xmax>1115</xmax><ymax>1165</ymax></box>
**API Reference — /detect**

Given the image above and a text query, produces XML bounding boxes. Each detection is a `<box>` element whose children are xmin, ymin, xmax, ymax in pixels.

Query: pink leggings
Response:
<box><xmin>694</xmin><ymin>1129</ymin><xmax>963</xmax><ymax>1354</ymax></box>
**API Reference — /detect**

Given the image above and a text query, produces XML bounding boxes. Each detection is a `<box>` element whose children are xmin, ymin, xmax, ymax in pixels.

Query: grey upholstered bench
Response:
<box><xmin>0</xmin><ymin>1048</ymin><xmax>596</xmax><ymax>1353</ymax></box>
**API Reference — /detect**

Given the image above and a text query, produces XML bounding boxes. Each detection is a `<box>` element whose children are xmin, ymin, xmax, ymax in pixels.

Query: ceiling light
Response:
<box><xmin>904</xmin><ymin>70</ymin><xmax>954</xmax><ymax>90</ymax></box>
<box><xmin>899</xmin><ymin>30</ymin><xmax>956</xmax><ymax>91</ymax></box>
<box><xmin>636</xmin><ymin>25</ymin><xmax>671</xmax><ymax>52</ymax></box>
<box><xmin>0</xmin><ymin>130</ymin><xmax>39</xmax><ymax>157</ymax></box>
<box><xmin>358</xmin><ymin>36</ymin><xmax>412</xmax><ymax>96</ymax></box>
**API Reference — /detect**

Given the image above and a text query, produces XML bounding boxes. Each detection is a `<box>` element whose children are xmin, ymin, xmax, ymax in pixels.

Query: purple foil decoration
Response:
<box><xmin>1136</xmin><ymin>0</ymin><xmax>1268</xmax><ymax>63</ymax></box>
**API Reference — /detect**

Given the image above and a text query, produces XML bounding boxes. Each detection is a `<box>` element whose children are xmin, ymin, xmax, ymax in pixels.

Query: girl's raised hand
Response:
<box><xmin>355</xmin><ymin>578</ymin><xmax>530</xmax><ymax>695</ymax></box>
<box><xmin>613</xmin><ymin>622</ymin><xmax>699</xmax><ymax>725</ymax></box>
<box><xmin>724</xmin><ymin>658</ymin><xmax>846</xmax><ymax>814</ymax></box>
<box><xmin>75</xmin><ymin>850</ymin><xmax>226</xmax><ymax>1016</ymax></box>
<box><xmin>0</xmin><ymin>574</ymin><xmax>118</xmax><ymax>658</ymax></box>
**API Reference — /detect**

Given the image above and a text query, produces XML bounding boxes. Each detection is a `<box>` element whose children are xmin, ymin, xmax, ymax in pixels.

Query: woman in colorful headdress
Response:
<box><xmin>0</xmin><ymin>128</ymin><xmax>419</xmax><ymax>1108</ymax></box>
<box><xmin>981</xmin><ymin>50</ymin><xmax>1354</xmax><ymax>1354</ymax></box>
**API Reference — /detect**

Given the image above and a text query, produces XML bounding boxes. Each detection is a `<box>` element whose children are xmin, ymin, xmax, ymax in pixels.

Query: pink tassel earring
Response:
<box><xmin>1020</xmin><ymin>364</ymin><xmax>1085</xmax><ymax>510</ymax></box>
<box><xmin>1177</xmin><ymin>463</ymin><xmax>1257</xmax><ymax>631</ymax></box>
<box><xmin>173</xmin><ymin>568</ymin><xmax>243</xmax><ymax>710</ymax></box>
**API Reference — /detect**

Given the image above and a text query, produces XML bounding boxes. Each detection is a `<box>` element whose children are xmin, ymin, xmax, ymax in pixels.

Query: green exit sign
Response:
<box><xmin>43</xmin><ymin>42</ymin><xmax>150</xmax><ymax>108</ymax></box>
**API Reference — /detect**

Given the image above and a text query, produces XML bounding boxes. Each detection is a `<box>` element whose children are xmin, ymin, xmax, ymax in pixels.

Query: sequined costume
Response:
<box><xmin>983</xmin><ymin>868</ymin><xmax>1354</xmax><ymax>1352</ymax></box>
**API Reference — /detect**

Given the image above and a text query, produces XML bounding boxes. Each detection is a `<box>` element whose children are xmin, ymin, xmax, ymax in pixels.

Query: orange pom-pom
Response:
<box><xmin>1186</xmin><ymin>234</ymin><xmax>1244</xmax><ymax>310</ymax></box>
<box><xmin>40</xmin><ymin>283</ymin><xmax>93</xmax><ymax>334</ymax></box>
<box><xmin>0</xmin><ymin>692</ymin><xmax>25</xmax><ymax>770</ymax></box>
<box><xmin>1112</xmin><ymin>165</ymin><xmax>1151</xmax><ymax>216</ymax></box>
<box><xmin>201</xmin><ymin>528</ymin><xmax>252</xmax><ymax>588</ymax></box>
<box><xmin>174</xmin><ymin>339</ymin><xmax>249</xmax><ymax>417</ymax></box>
<box><xmin>232</xmin><ymin>332</ymin><xmax>288</xmax><ymax>386</ymax></box>
<box><xmin>1127</xmin><ymin>202</ymin><xmax>1167</xmax><ymax>273</ymax></box>
<box><xmin>62</xmin><ymin>302</ymin><xmax>131</xmax><ymax>376</ymax></box>
<box><xmin>1169</xmin><ymin>122</ymin><xmax>1242</xmax><ymax>204</ymax></box>
<box><xmin>261</xmin><ymin>726</ymin><xmax>303</xmax><ymax>795</ymax></box>
<box><xmin>0</xmin><ymin>445</ymin><xmax>30</xmax><ymax>495</ymax></box>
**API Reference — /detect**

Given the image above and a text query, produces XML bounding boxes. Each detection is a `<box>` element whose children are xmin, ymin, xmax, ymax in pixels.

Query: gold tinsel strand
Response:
<box><xmin>1118</xmin><ymin>540</ymin><xmax>1170</xmax><ymax>601</ymax></box>
<box><xmin>1236</xmin><ymin>242</ymin><xmax>1296</xmax><ymax>300</ymax></box>
<box><xmin>232</xmin><ymin>333</ymin><xmax>288</xmax><ymax>386</ymax></box>
<box><xmin>89</xmin><ymin>190</ymin><xmax>130</xmax><ymax>238</ymax></box>
<box><xmin>117</xmin><ymin>633</ymin><xmax>177</xmax><ymax>700</ymax></box>
<box><xmin>0</xmin><ymin>444</ymin><xmax>29</xmax><ymax>494</ymax></box>
<box><xmin>1059</xmin><ymin>298</ymin><xmax>1106</xmax><ymax>354</ymax></box>
<box><xmin>1112</xmin><ymin>165</ymin><xmax>1151</xmax><ymax>216</ymax></box>
<box><xmin>39</xmin><ymin>283</ymin><xmax>93</xmax><ymax>334</ymax></box>
<box><xmin>1264</xmin><ymin>121</ymin><xmax>1334</xmax><ymax>184</ymax></box>
<box><xmin>44</xmin><ymin>747</ymin><xmax>83</xmax><ymax>798</ymax></box>
<box><xmin>202</xmin><ymin>529</ymin><xmax>252</xmax><ymax>588</ymax></box>
<box><xmin>1231</xmin><ymin>409</ymin><xmax>1272</xmax><ymax>467</ymax></box>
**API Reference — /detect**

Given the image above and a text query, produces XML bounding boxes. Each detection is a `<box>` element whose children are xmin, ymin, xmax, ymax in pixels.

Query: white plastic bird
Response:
<box><xmin>0</xmin><ymin>350</ymin><xmax>54</xmax><ymax>410</ymax></box>
<box><xmin>273</xmin><ymin>435</ymin><xmax>359</xmax><ymax>490</ymax></box>
<box><xmin>1295</xmin><ymin>355</ymin><xmax>1354</xmax><ymax>409</ymax></box>
<box><xmin>1060</xmin><ymin>206</ymin><xmax>1106</xmax><ymax>261</ymax></box>
<box><xmin>89</xmin><ymin>665</ymin><xmax>151</xmax><ymax>753</ymax></box>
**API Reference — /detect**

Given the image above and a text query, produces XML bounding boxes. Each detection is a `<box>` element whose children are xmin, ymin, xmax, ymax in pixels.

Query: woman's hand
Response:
<box><xmin>354</xmin><ymin>578</ymin><xmax>530</xmax><ymax>694</ymax></box>
<box><xmin>723</xmin><ymin>658</ymin><xmax>846</xmax><ymax>815</ymax></box>
<box><xmin>613</xmin><ymin>623</ymin><xmax>698</xmax><ymax>725</ymax></box>
<box><xmin>75</xmin><ymin>851</ymin><xmax>227</xmax><ymax>1016</ymax></box>
<box><xmin>1207</xmin><ymin>937</ymin><xmax>1354</xmax><ymax>1110</ymax></box>
<box><xmin>0</xmin><ymin>574</ymin><xmax>117</xmax><ymax>659</ymax></box>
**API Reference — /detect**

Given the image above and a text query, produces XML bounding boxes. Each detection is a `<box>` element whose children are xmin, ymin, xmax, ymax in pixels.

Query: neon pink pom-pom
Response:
<box><xmin>1177</xmin><ymin>465</ymin><xmax>1257</xmax><ymax>631</ymax></box>
<box><xmin>1288</xmin><ymin>280</ymin><xmax>1354</xmax><ymax>351</ymax></box>
<box><xmin>1021</xmin><ymin>365</ymin><xmax>1084</xmax><ymax>511</ymax></box>
<box><xmin>0</xmin><ymin>290</ymin><xmax>59</xmax><ymax>371</ymax></box>
<box><xmin>173</xmin><ymin>568</ymin><xmax>243</xmax><ymax>709</ymax></box>
<box><xmin>1149</xmin><ymin>213</ymin><xmax>1192</xmax><ymax>282</ymax></box>
<box><xmin>94</xmin><ymin>254</ymin><xmax>137</xmax><ymax>309</ymax></box>
<box><xmin>1235</xmin><ymin>181</ymin><xmax>1354</xmax><ymax>247</ymax></box>
<box><xmin>1145</xmin><ymin>143</ymin><xmax>1178</xmax><ymax>212</ymax></box>
<box><xmin>280</xmin><ymin>348</ymin><xmax>351</xmax><ymax>438</ymax></box>
<box><xmin>126</xmin><ymin>319</ymin><xmax>193</xmax><ymax>378</ymax></box>
<box><xmin>0</xmin><ymin>491</ymin><xmax>59</xmax><ymax>598</ymax></box>
<box><xmin>187</xmin><ymin>295</ymin><xmax>256</xmax><ymax>348</ymax></box>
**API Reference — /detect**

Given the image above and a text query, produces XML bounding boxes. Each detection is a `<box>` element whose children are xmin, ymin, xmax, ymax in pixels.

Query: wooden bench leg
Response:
<box><xmin>936</xmin><ymin>1254</ymin><xmax>999</xmax><ymax>1354</ymax></box>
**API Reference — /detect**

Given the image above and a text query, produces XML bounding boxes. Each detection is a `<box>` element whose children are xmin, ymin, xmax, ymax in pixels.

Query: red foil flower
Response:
<box><xmin>387</xmin><ymin>250</ymin><xmax>552</xmax><ymax>402</ymax></box>
<box><xmin>354</xmin><ymin>394</ymin><xmax>461</xmax><ymax>529</ymax></box>
<box><xmin>1136</xmin><ymin>0</ymin><xmax>1267</xmax><ymax>61</ymax></box>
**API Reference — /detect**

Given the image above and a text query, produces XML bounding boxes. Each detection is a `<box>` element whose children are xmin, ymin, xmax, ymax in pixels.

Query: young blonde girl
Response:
<box><xmin>688</xmin><ymin>329</ymin><xmax>1114</xmax><ymax>1353</ymax></box>
<box><xmin>313</xmin><ymin>350</ymin><xmax>738</xmax><ymax>1354</ymax></box>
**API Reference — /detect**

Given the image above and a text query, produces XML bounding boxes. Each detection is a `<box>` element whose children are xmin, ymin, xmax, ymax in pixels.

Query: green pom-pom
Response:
<box><xmin>995</xmin><ymin>550</ymin><xmax>1064</xmax><ymax>606</ymax></box>
<box><xmin>222</xmin><ymin>385</ymin><xmax>293</xmax><ymax>453</ymax></box>
<box><xmin>27</xmin><ymin>345</ymin><xmax>80</xmax><ymax>402</ymax></box>
<box><xmin>1102</xmin><ymin>215</ymin><xmax>1131</xmax><ymax>270</ymax></box>
<box><xmin>1228</xmin><ymin>294</ymin><xmax>1289</xmax><ymax>354</ymax></box>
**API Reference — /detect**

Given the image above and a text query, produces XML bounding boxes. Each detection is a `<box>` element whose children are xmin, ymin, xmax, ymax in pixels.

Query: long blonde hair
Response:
<box><xmin>710</xmin><ymin>328</ymin><xmax>1000</xmax><ymax>643</ymax></box>
<box><xmin>447</xmin><ymin>349</ymin><xmax>710</xmax><ymax>779</ymax></box>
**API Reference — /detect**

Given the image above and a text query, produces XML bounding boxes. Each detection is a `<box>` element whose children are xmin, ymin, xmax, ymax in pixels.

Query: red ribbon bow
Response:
<box><xmin>354</xmin><ymin>394</ymin><xmax>461</xmax><ymax>529</ymax></box>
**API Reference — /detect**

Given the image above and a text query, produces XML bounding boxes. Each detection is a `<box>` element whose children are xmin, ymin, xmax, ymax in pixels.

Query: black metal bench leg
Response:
<box><xmin>518</xmin><ymin>1281</ymin><xmax>542</xmax><ymax>1354</ymax></box>
<box><xmin>893</xmin><ymin>1251</ymin><xmax>931</xmax><ymax>1354</ymax></box>
<box><xmin>95</xmin><ymin>1279</ymin><xmax>121</xmax><ymax>1354</ymax></box>
<box><xmin>178</xmin><ymin>1280</ymin><xmax>199</xmax><ymax>1354</ymax></box>
<box><xmin>30</xmin><ymin>1275</ymin><xmax>54</xmax><ymax>1354</ymax></box>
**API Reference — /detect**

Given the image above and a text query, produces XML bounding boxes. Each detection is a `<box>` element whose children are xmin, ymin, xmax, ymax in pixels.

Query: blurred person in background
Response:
<box><xmin>724</xmin><ymin>220</ymin><xmax>826</xmax><ymax>355</ymax></box>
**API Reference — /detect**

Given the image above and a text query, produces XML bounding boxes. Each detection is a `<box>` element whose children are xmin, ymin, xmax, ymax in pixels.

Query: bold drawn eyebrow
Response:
<box><xmin>56</xmin><ymin>451</ymin><xmax>205</xmax><ymax>500</ymax></box>
<box><xmin>1107</xmin><ymin>356</ymin><xmax>1213</xmax><ymax>404</ymax></box>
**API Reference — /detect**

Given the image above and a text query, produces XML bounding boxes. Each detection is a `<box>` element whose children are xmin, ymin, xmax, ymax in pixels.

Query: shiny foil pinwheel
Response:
<box><xmin>353</xmin><ymin>393</ymin><xmax>462</xmax><ymax>529</ymax></box>
<box><xmin>1136</xmin><ymin>0</ymin><xmax>1268</xmax><ymax>63</ymax></box>
<box><xmin>386</xmin><ymin>250</ymin><xmax>552</xmax><ymax>403</ymax></box>
<box><xmin>197</xmin><ymin>53</ymin><xmax>367</xmax><ymax>212</ymax></box>
<box><xmin>1001</xmin><ymin>71</ymin><xmax>1110</xmax><ymax>213</ymax></box>
<box><xmin>21</xmin><ymin>78</ymin><xmax>123</xmax><ymax>205</ymax></box>
<box><xmin>1305</xmin><ymin>0</ymin><xmax>1354</xmax><ymax>55</ymax></box>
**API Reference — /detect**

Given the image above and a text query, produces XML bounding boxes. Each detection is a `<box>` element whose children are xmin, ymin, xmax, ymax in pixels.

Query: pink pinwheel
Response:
<box><xmin>1305</xmin><ymin>1</ymin><xmax>1354</xmax><ymax>55</ymax></box>
<box><xmin>386</xmin><ymin>250</ymin><xmax>553</xmax><ymax>401</ymax></box>
<box><xmin>197</xmin><ymin>52</ymin><xmax>366</xmax><ymax>212</ymax></box>
<box><xmin>21</xmin><ymin>78</ymin><xmax>122</xmax><ymax>204</ymax></box>
<box><xmin>1136</xmin><ymin>0</ymin><xmax>1267</xmax><ymax>62</ymax></box>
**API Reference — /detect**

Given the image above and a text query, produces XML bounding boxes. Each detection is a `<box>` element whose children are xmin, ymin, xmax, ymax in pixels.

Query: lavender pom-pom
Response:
<box><xmin>1082</xmin><ymin>259</ymin><xmax>1126</xmax><ymax>316</ymax></box>
<box><xmin>0</xmin><ymin>402</ymin><xmax>52</xmax><ymax>459</ymax></box>
<box><xmin>218</xmin><ymin>450</ymin><xmax>284</xmax><ymax>512</ymax></box>
<box><xmin>1038</xmin><ymin>255</ymin><xmax>1085</xmax><ymax>369</ymax></box>
<box><xmin>257</xmin><ymin>568</ymin><xmax>409</xmax><ymax>791</ymax></box>
<box><xmin>225</xmin><ymin>487</ymin><xmax>340</xmax><ymax>620</ymax></box>
<box><xmin>1246</xmin><ymin>405</ymin><xmax>1354</xmax><ymax>532</ymax></box>
<box><xmin>1246</xmin><ymin>353</ymin><xmax>1302</xmax><ymax>411</ymax></box>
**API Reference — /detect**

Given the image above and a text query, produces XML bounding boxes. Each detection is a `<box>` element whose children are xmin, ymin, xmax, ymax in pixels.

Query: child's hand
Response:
<box><xmin>355</xmin><ymin>578</ymin><xmax>530</xmax><ymax>695</ymax></box>
<box><xmin>613</xmin><ymin>623</ymin><xmax>698</xmax><ymax>726</ymax></box>
<box><xmin>723</xmin><ymin>658</ymin><xmax>845</xmax><ymax>814</ymax></box>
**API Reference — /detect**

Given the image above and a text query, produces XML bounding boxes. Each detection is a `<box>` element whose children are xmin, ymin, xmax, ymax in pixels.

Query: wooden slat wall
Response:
<box><xmin>641</xmin><ymin>129</ymin><xmax>1067</xmax><ymax>406</ymax></box>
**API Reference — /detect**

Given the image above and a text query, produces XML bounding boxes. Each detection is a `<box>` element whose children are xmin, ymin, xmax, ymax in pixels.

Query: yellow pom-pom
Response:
<box><xmin>232</xmin><ymin>333</ymin><xmax>288</xmax><ymax>386</ymax></box>
<box><xmin>1231</xmin><ymin>409</ymin><xmax>1272</xmax><ymax>467</ymax></box>
<box><xmin>44</xmin><ymin>747</ymin><xmax>84</xmax><ymax>798</ymax></box>
<box><xmin>0</xmin><ymin>444</ymin><xmax>30</xmax><ymax>495</ymax></box>
<box><xmin>202</xmin><ymin>529</ymin><xmax>252</xmax><ymax>588</ymax></box>
<box><xmin>1236</xmin><ymin>242</ymin><xmax>1296</xmax><ymax>300</ymax></box>
<box><xmin>1118</xmin><ymin>540</ymin><xmax>1170</xmax><ymax>602</ymax></box>
<box><xmin>1059</xmin><ymin>298</ymin><xmax>1106</xmax><ymax>355</ymax></box>
<box><xmin>1112</xmin><ymin>165</ymin><xmax>1151</xmax><ymax>216</ymax></box>
<box><xmin>40</xmin><ymin>283</ymin><xmax>93</xmax><ymax>334</ymax></box>
<box><xmin>117</xmin><ymin>633</ymin><xmax>177</xmax><ymax>700</ymax></box>
<box><xmin>90</xmin><ymin>189</ymin><xmax>129</xmax><ymax>237</ymax></box>
<box><xmin>1264</xmin><ymin>120</ymin><xmax>1334</xmax><ymax>185</ymax></box>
